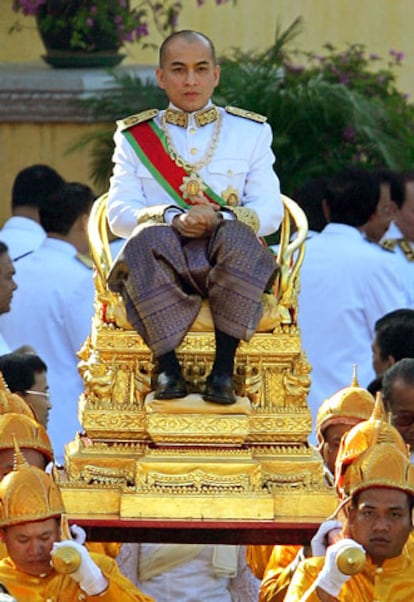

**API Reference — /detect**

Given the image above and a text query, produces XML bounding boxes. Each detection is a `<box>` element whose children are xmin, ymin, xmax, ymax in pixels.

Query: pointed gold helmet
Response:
<box><xmin>316</xmin><ymin>367</ymin><xmax>375</xmax><ymax>445</ymax></box>
<box><xmin>0</xmin><ymin>371</ymin><xmax>36</xmax><ymax>420</ymax></box>
<box><xmin>0</xmin><ymin>413</ymin><xmax>53</xmax><ymax>463</ymax></box>
<box><xmin>0</xmin><ymin>444</ymin><xmax>64</xmax><ymax>527</ymax></box>
<box><xmin>335</xmin><ymin>395</ymin><xmax>413</xmax><ymax>499</ymax></box>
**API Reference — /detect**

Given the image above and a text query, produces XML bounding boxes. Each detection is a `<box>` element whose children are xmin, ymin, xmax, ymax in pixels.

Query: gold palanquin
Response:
<box><xmin>58</xmin><ymin>195</ymin><xmax>335</xmax><ymax>522</ymax></box>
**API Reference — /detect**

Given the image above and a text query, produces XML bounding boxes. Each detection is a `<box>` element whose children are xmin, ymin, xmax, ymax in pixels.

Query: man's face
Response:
<box><xmin>156</xmin><ymin>36</ymin><xmax>220</xmax><ymax>113</ymax></box>
<box><xmin>0</xmin><ymin>252</ymin><xmax>17</xmax><ymax>314</ymax></box>
<box><xmin>321</xmin><ymin>423</ymin><xmax>352</xmax><ymax>475</ymax></box>
<box><xmin>348</xmin><ymin>488</ymin><xmax>412</xmax><ymax>564</ymax></box>
<box><xmin>364</xmin><ymin>183</ymin><xmax>396</xmax><ymax>243</ymax></box>
<box><xmin>386</xmin><ymin>377</ymin><xmax>414</xmax><ymax>449</ymax></box>
<box><xmin>0</xmin><ymin>518</ymin><xmax>59</xmax><ymax>576</ymax></box>
<box><xmin>23</xmin><ymin>371</ymin><xmax>52</xmax><ymax>429</ymax></box>
<box><xmin>371</xmin><ymin>333</ymin><xmax>393</xmax><ymax>377</ymax></box>
<box><xmin>0</xmin><ymin>448</ymin><xmax>47</xmax><ymax>480</ymax></box>
<box><xmin>395</xmin><ymin>181</ymin><xmax>414</xmax><ymax>242</ymax></box>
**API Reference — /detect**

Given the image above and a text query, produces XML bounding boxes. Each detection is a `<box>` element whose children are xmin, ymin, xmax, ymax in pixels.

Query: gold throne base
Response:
<box><xmin>57</xmin><ymin>194</ymin><xmax>336</xmax><ymax>527</ymax></box>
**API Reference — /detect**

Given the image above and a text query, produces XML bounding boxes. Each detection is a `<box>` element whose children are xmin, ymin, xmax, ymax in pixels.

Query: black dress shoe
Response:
<box><xmin>203</xmin><ymin>373</ymin><xmax>236</xmax><ymax>405</ymax></box>
<box><xmin>154</xmin><ymin>371</ymin><xmax>187</xmax><ymax>399</ymax></box>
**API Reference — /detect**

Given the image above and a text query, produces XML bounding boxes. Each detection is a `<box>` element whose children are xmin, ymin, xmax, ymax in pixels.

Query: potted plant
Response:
<box><xmin>10</xmin><ymin>0</ymin><xmax>184</xmax><ymax>68</ymax></box>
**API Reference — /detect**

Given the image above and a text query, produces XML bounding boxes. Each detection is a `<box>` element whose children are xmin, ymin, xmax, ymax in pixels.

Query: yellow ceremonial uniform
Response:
<box><xmin>259</xmin><ymin>544</ymin><xmax>302</xmax><ymax>602</ymax></box>
<box><xmin>0</xmin><ymin>552</ymin><xmax>153</xmax><ymax>602</ymax></box>
<box><xmin>284</xmin><ymin>546</ymin><xmax>414</xmax><ymax>602</ymax></box>
<box><xmin>86</xmin><ymin>542</ymin><xmax>121</xmax><ymax>559</ymax></box>
<box><xmin>246</xmin><ymin>545</ymin><xmax>275</xmax><ymax>580</ymax></box>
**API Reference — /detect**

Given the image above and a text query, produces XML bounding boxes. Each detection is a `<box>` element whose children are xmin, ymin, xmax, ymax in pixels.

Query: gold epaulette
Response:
<box><xmin>398</xmin><ymin>239</ymin><xmax>414</xmax><ymax>262</ymax></box>
<box><xmin>382</xmin><ymin>238</ymin><xmax>414</xmax><ymax>260</ymax></box>
<box><xmin>225</xmin><ymin>106</ymin><xmax>267</xmax><ymax>123</ymax></box>
<box><xmin>381</xmin><ymin>238</ymin><xmax>398</xmax><ymax>252</ymax></box>
<box><xmin>117</xmin><ymin>109</ymin><xmax>159</xmax><ymax>131</ymax></box>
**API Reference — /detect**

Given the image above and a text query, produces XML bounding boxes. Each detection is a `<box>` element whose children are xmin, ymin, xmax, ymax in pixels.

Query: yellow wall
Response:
<box><xmin>0</xmin><ymin>0</ymin><xmax>413</xmax><ymax>225</ymax></box>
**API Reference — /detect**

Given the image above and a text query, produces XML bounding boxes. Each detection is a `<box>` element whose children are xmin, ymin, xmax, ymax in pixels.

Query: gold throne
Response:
<box><xmin>58</xmin><ymin>194</ymin><xmax>335</xmax><ymax>523</ymax></box>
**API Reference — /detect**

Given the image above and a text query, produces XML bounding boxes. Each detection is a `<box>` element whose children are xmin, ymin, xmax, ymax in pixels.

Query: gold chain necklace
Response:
<box><xmin>160</xmin><ymin>109</ymin><xmax>223</xmax><ymax>202</ymax></box>
<box><xmin>161</xmin><ymin>108</ymin><xmax>222</xmax><ymax>172</ymax></box>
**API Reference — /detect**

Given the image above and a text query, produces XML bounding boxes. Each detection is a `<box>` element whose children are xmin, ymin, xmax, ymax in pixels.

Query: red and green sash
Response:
<box><xmin>123</xmin><ymin>120</ymin><xmax>226</xmax><ymax>209</ymax></box>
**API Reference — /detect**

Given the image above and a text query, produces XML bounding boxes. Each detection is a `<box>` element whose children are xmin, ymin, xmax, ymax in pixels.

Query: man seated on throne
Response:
<box><xmin>106</xmin><ymin>29</ymin><xmax>282</xmax><ymax>405</ymax></box>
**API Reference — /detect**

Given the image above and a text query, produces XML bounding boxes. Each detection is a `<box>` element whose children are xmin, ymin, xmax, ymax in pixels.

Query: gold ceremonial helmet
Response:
<box><xmin>316</xmin><ymin>367</ymin><xmax>375</xmax><ymax>445</ymax></box>
<box><xmin>335</xmin><ymin>394</ymin><xmax>412</xmax><ymax>499</ymax></box>
<box><xmin>0</xmin><ymin>413</ymin><xmax>54</xmax><ymax>463</ymax></box>
<box><xmin>0</xmin><ymin>371</ymin><xmax>36</xmax><ymax>420</ymax></box>
<box><xmin>0</xmin><ymin>443</ymin><xmax>64</xmax><ymax>528</ymax></box>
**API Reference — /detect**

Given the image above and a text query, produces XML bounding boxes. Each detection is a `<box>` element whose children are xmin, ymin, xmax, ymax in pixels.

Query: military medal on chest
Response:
<box><xmin>221</xmin><ymin>185</ymin><xmax>240</xmax><ymax>207</ymax></box>
<box><xmin>179</xmin><ymin>172</ymin><xmax>207</xmax><ymax>202</ymax></box>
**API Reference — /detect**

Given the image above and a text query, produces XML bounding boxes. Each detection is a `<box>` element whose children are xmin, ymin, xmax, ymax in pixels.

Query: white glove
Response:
<box><xmin>314</xmin><ymin>538</ymin><xmax>365</xmax><ymax>597</ymax></box>
<box><xmin>311</xmin><ymin>519</ymin><xmax>343</xmax><ymax>556</ymax></box>
<box><xmin>70</xmin><ymin>524</ymin><xmax>87</xmax><ymax>545</ymax></box>
<box><xmin>51</xmin><ymin>540</ymin><xmax>108</xmax><ymax>596</ymax></box>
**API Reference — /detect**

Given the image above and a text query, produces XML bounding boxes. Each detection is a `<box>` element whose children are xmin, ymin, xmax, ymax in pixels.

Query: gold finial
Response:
<box><xmin>51</xmin><ymin>545</ymin><xmax>81</xmax><ymax>574</ymax></box>
<box><xmin>351</xmin><ymin>364</ymin><xmax>359</xmax><ymax>387</ymax></box>
<box><xmin>336</xmin><ymin>543</ymin><xmax>366</xmax><ymax>575</ymax></box>
<box><xmin>372</xmin><ymin>393</ymin><xmax>387</xmax><ymax>423</ymax></box>
<box><xmin>12</xmin><ymin>436</ymin><xmax>29</xmax><ymax>471</ymax></box>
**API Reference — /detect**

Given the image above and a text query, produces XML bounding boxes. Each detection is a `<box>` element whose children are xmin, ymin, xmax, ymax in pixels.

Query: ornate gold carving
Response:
<box><xmin>147</xmin><ymin>414</ymin><xmax>249</xmax><ymax>445</ymax></box>
<box><xmin>56</xmin><ymin>193</ymin><xmax>339</xmax><ymax>524</ymax></box>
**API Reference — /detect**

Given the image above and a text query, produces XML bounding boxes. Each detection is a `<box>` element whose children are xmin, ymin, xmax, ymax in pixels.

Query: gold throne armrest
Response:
<box><xmin>88</xmin><ymin>194</ymin><xmax>308</xmax><ymax>330</ymax></box>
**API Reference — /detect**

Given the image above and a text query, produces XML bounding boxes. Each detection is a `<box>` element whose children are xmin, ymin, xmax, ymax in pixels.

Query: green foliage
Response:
<box><xmin>216</xmin><ymin>18</ymin><xmax>414</xmax><ymax>193</ymax></box>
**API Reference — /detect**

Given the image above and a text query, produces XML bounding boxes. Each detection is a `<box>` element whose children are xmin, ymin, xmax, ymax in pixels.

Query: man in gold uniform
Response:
<box><xmin>256</xmin><ymin>374</ymin><xmax>375</xmax><ymax>601</ymax></box>
<box><xmin>0</xmin><ymin>449</ymin><xmax>153</xmax><ymax>602</ymax></box>
<box><xmin>283</xmin><ymin>405</ymin><xmax>414</xmax><ymax>601</ymax></box>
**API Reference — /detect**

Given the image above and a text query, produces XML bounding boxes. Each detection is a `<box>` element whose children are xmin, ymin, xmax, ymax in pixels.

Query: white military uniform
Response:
<box><xmin>107</xmin><ymin>103</ymin><xmax>282</xmax><ymax>239</ymax></box>
<box><xmin>0</xmin><ymin>238</ymin><xmax>95</xmax><ymax>463</ymax></box>
<box><xmin>0</xmin><ymin>216</ymin><xmax>45</xmax><ymax>261</ymax></box>
<box><xmin>298</xmin><ymin>223</ymin><xmax>407</xmax><ymax>440</ymax></box>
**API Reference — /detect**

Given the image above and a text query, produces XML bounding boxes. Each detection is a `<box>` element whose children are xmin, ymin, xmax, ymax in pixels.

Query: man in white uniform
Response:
<box><xmin>0</xmin><ymin>183</ymin><xmax>95</xmax><ymax>464</ymax></box>
<box><xmin>382</xmin><ymin>170</ymin><xmax>414</xmax><ymax>306</ymax></box>
<box><xmin>0</xmin><ymin>164</ymin><xmax>65</xmax><ymax>262</ymax></box>
<box><xmin>107</xmin><ymin>30</ymin><xmax>282</xmax><ymax>405</ymax></box>
<box><xmin>298</xmin><ymin>168</ymin><xmax>406</xmax><ymax>437</ymax></box>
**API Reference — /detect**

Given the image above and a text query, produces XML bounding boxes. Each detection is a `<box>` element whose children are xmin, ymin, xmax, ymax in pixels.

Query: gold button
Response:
<box><xmin>227</xmin><ymin>169</ymin><xmax>233</xmax><ymax>176</ymax></box>
<box><xmin>376</xmin><ymin>567</ymin><xmax>383</xmax><ymax>574</ymax></box>
<box><xmin>190</xmin><ymin>148</ymin><xmax>199</xmax><ymax>155</ymax></box>
<box><xmin>189</xmin><ymin>127</ymin><xmax>197</xmax><ymax>135</ymax></box>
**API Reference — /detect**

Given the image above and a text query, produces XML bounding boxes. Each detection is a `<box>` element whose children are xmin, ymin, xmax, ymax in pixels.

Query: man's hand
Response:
<box><xmin>172</xmin><ymin>205</ymin><xmax>222</xmax><ymax>238</ymax></box>
<box><xmin>314</xmin><ymin>538</ymin><xmax>365</xmax><ymax>598</ymax></box>
<box><xmin>51</xmin><ymin>540</ymin><xmax>108</xmax><ymax>595</ymax></box>
<box><xmin>311</xmin><ymin>519</ymin><xmax>343</xmax><ymax>557</ymax></box>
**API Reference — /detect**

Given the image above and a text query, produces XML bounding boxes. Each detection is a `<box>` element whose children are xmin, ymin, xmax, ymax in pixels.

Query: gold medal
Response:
<box><xmin>179</xmin><ymin>172</ymin><xmax>207</xmax><ymax>201</ymax></box>
<box><xmin>222</xmin><ymin>185</ymin><xmax>240</xmax><ymax>206</ymax></box>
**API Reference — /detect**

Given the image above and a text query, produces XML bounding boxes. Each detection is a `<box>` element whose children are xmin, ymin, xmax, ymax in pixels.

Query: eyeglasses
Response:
<box><xmin>391</xmin><ymin>413</ymin><xmax>414</xmax><ymax>428</ymax></box>
<box><xmin>24</xmin><ymin>389</ymin><xmax>51</xmax><ymax>399</ymax></box>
